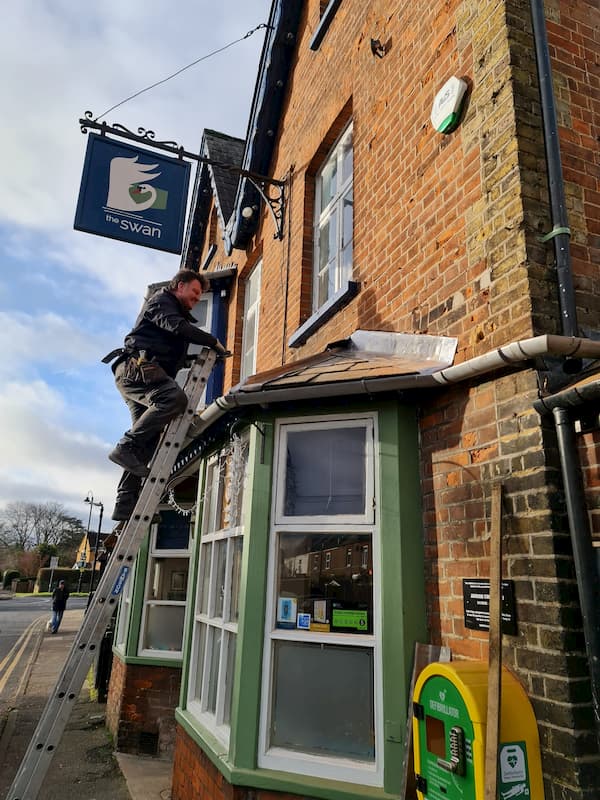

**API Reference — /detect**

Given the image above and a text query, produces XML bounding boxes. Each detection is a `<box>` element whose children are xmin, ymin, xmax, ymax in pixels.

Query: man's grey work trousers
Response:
<box><xmin>112</xmin><ymin>358</ymin><xmax>187</xmax><ymax>520</ymax></box>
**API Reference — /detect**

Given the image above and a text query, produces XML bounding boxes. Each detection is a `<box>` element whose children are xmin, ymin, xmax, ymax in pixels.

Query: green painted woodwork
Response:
<box><xmin>228</xmin><ymin>420</ymin><xmax>274</xmax><ymax>769</ymax></box>
<box><xmin>174</xmin><ymin>399</ymin><xmax>427</xmax><ymax>798</ymax></box>
<box><xmin>378</xmin><ymin>402</ymin><xmax>427</xmax><ymax>793</ymax></box>
<box><xmin>124</xmin><ymin>534</ymin><xmax>149</xmax><ymax>657</ymax></box>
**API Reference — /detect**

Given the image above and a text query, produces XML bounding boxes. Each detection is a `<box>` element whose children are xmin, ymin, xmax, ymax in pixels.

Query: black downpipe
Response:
<box><xmin>553</xmin><ymin>406</ymin><xmax>600</xmax><ymax>748</ymax></box>
<box><xmin>530</xmin><ymin>0</ymin><xmax>578</xmax><ymax>339</ymax></box>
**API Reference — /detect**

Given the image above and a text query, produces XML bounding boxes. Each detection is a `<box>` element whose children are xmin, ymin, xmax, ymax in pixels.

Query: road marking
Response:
<box><xmin>0</xmin><ymin>616</ymin><xmax>45</xmax><ymax>697</ymax></box>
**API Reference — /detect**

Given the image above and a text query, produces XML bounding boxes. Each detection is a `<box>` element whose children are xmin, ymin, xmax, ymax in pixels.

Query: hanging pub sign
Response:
<box><xmin>74</xmin><ymin>133</ymin><xmax>190</xmax><ymax>254</ymax></box>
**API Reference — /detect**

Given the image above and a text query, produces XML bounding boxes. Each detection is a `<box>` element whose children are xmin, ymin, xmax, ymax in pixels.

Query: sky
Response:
<box><xmin>0</xmin><ymin>0</ymin><xmax>271</xmax><ymax>529</ymax></box>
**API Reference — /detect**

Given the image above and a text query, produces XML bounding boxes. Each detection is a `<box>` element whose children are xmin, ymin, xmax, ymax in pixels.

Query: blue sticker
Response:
<box><xmin>111</xmin><ymin>566</ymin><xmax>130</xmax><ymax>596</ymax></box>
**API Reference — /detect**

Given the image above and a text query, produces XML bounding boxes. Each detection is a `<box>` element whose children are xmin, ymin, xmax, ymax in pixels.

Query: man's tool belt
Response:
<box><xmin>102</xmin><ymin>348</ymin><xmax>167</xmax><ymax>384</ymax></box>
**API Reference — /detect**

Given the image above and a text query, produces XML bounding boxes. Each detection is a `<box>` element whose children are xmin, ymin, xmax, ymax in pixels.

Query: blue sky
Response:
<box><xmin>0</xmin><ymin>0</ymin><xmax>270</xmax><ymax>527</ymax></box>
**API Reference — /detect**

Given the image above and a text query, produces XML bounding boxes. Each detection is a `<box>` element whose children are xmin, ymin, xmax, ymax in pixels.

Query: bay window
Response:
<box><xmin>187</xmin><ymin>436</ymin><xmax>249</xmax><ymax>745</ymax></box>
<box><xmin>138</xmin><ymin>510</ymin><xmax>192</xmax><ymax>658</ymax></box>
<box><xmin>260</xmin><ymin>415</ymin><xmax>382</xmax><ymax>785</ymax></box>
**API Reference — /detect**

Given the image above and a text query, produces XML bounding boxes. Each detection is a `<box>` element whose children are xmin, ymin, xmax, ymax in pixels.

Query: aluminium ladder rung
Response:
<box><xmin>7</xmin><ymin>348</ymin><xmax>216</xmax><ymax>800</ymax></box>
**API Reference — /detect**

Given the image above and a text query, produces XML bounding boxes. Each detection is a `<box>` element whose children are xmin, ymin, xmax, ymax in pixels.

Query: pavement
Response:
<box><xmin>0</xmin><ymin>603</ymin><xmax>173</xmax><ymax>800</ymax></box>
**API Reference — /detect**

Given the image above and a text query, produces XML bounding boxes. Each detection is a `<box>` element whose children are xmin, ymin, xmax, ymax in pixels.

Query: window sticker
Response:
<box><xmin>332</xmin><ymin>608</ymin><xmax>368</xmax><ymax>631</ymax></box>
<box><xmin>297</xmin><ymin>613</ymin><xmax>311</xmax><ymax>630</ymax></box>
<box><xmin>276</xmin><ymin>597</ymin><xmax>297</xmax><ymax>628</ymax></box>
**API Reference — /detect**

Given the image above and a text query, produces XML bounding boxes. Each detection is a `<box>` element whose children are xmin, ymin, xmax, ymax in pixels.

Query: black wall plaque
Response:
<box><xmin>463</xmin><ymin>579</ymin><xmax>518</xmax><ymax>636</ymax></box>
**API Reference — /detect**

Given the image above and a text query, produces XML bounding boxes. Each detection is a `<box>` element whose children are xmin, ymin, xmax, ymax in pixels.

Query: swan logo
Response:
<box><xmin>106</xmin><ymin>156</ymin><xmax>168</xmax><ymax>213</ymax></box>
<box><xmin>75</xmin><ymin>133</ymin><xmax>191</xmax><ymax>254</ymax></box>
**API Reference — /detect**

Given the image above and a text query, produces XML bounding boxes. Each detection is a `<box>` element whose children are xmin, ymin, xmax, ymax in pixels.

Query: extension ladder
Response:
<box><xmin>6</xmin><ymin>348</ymin><xmax>217</xmax><ymax>800</ymax></box>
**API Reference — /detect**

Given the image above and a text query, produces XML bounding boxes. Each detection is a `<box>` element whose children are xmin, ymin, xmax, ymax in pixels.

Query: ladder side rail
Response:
<box><xmin>7</xmin><ymin>349</ymin><xmax>216</xmax><ymax>800</ymax></box>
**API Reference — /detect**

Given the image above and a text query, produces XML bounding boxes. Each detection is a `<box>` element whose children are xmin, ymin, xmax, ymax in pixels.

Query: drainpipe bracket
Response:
<box><xmin>538</xmin><ymin>225</ymin><xmax>571</xmax><ymax>243</ymax></box>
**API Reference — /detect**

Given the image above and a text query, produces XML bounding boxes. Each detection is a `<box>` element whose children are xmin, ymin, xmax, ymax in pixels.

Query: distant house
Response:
<box><xmin>73</xmin><ymin>531</ymin><xmax>112</xmax><ymax>570</ymax></box>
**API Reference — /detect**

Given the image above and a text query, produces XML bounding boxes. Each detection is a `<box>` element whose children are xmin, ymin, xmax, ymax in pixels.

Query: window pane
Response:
<box><xmin>143</xmin><ymin>604</ymin><xmax>185</xmax><ymax>652</ymax></box>
<box><xmin>341</xmin><ymin>128</ymin><xmax>353</xmax><ymax>184</ymax></box>
<box><xmin>284</xmin><ymin>426</ymin><xmax>366</xmax><ymax>516</ymax></box>
<box><xmin>223</xmin><ymin>633</ymin><xmax>237</xmax><ymax>725</ymax></box>
<box><xmin>207</xmin><ymin>627</ymin><xmax>222</xmax><ymax>713</ymax></box>
<box><xmin>214</xmin><ymin>540</ymin><xmax>227</xmax><ymax>619</ymax></box>
<box><xmin>192</xmin><ymin>622</ymin><xmax>207</xmax><ymax>701</ymax></box>
<box><xmin>242</xmin><ymin>263</ymin><xmax>261</xmax><ymax>381</ymax></box>
<box><xmin>318</xmin><ymin>210</ymin><xmax>337</xmax><ymax>271</ymax></box>
<box><xmin>155</xmin><ymin>511</ymin><xmax>190</xmax><ymax>550</ymax></box>
<box><xmin>247</xmin><ymin>264</ymin><xmax>261</xmax><ymax>306</ymax></box>
<box><xmin>193</xmin><ymin>297</ymin><xmax>209</xmax><ymax>329</ymax></box>
<box><xmin>276</xmin><ymin>533</ymin><xmax>373</xmax><ymax>634</ymax></box>
<box><xmin>317</xmin><ymin>265</ymin><xmax>333</xmax><ymax>309</ymax></box>
<box><xmin>199</xmin><ymin>543</ymin><xmax>211</xmax><ymax>615</ymax></box>
<box><xmin>320</xmin><ymin>157</ymin><xmax>338</xmax><ymax>211</ymax></box>
<box><xmin>229</xmin><ymin>537</ymin><xmax>243</xmax><ymax>623</ymax></box>
<box><xmin>148</xmin><ymin>557</ymin><xmax>188</xmax><ymax>601</ymax></box>
<box><xmin>341</xmin><ymin>187</ymin><xmax>353</xmax><ymax>250</ymax></box>
<box><xmin>270</xmin><ymin>641</ymin><xmax>374</xmax><ymax>760</ymax></box>
<box><xmin>204</xmin><ymin>461</ymin><xmax>223</xmax><ymax>533</ymax></box>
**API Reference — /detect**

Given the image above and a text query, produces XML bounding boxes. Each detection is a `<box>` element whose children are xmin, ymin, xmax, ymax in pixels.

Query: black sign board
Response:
<box><xmin>463</xmin><ymin>579</ymin><xmax>517</xmax><ymax>636</ymax></box>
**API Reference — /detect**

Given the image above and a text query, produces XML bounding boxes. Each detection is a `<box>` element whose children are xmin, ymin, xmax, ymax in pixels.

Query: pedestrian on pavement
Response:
<box><xmin>103</xmin><ymin>269</ymin><xmax>230</xmax><ymax>524</ymax></box>
<box><xmin>50</xmin><ymin>579</ymin><xmax>69</xmax><ymax>633</ymax></box>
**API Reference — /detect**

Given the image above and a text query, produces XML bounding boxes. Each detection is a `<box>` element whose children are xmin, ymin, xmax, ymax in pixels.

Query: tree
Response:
<box><xmin>0</xmin><ymin>502</ymin><xmax>86</xmax><ymax>562</ymax></box>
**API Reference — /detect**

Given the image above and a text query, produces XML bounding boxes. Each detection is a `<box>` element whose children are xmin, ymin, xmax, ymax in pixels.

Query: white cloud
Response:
<box><xmin>0</xmin><ymin>380</ymin><xmax>120</xmax><ymax>519</ymax></box>
<box><xmin>0</xmin><ymin>1</ymin><xmax>269</xmax><ymax>233</ymax></box>
<box><xmin>0</xmin><ymin>1</ymin><xmax>271</xmax><ymax>522</ymax></box>
<box><xmin>0</xmin><ymin>311</ymin><xmax>107</xmax><ymax>373</ymax></box>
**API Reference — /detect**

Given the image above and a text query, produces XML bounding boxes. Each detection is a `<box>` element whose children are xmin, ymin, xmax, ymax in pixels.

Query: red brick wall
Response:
<box><xmin>172</xmin><ymin>726</ymin><xmax>306</xmax><ymax>800</ymax></box>
<box><xmin>579</xmin><ymin>427</ymin><xmax>600</xmax><ymax>539</ymax></box>
<box><xmin>545</xmin><ymin>0</ymin><xmax>600</xmax><ymax>333</ymax></box>
<box><xmin>174</xmin><ymin>0</ymin><xmax>600</xmax><ymax>796</ymax></box>
<box><xmin>106</xmin><ymin>655</ymin><xmax>181</xmax><ymax>757</ymax></box>
<box><xmin>242</xmin><ymin>0</ymin><xmax>538</xmax><ymax>378</ymax></box>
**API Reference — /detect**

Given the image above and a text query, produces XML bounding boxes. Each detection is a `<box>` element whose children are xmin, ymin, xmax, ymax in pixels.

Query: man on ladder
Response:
<box><xmin>103</xmin><ymin>268</ymin><xmax>229</xmax><ymax>526</ymax></box>
<box><xmin>6</xmin><ymin>274</ymin><xmax>226</xmax><ymax>800</ymax></box>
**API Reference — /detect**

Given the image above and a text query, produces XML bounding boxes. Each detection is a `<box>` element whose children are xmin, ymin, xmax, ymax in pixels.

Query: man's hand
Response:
<box><xmin>213</xmin><ymin>341</ymin><xmax>232</xmax><ymax>358</ymax></box>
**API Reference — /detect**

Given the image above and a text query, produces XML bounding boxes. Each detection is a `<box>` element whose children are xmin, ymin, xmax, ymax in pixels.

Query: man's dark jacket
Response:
<box><xmin>122</xmin><ymin>288</ymin><xmax>219</xmax><ymax>377</ymax></box>
<box><xmin>52</xmin><ymin>585</ymin><xmax>69</xmax><ymax>611</ymax></box>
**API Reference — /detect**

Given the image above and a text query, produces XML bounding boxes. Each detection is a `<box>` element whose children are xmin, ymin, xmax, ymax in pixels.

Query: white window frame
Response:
<box><xmin>274</xmin><ymin>416</ymin><xmax>375</xmax><ymax>526</ymax></box>
<box><xmin>259</xmin><ymin>413</ymin><xmax>383</xmax><ymax>786</ymax></box>
<box><xmin>137</xmin><ymin>519</ymin><xmax>191</xmax><ymax>660</ymax></box>
<box><xmin>187</xmin><ymin>439</ymin><xmax>249</xmax><ymax>747</ymax></box>
<box><xmin>313</xmin><ymin>123</ymin><xmax>353</xmax><ymax>312</ymax></box>
<box><xmin>240</xmin><ymin>261</ymin><xmax>262</xmax><ymax>381</ymax></box>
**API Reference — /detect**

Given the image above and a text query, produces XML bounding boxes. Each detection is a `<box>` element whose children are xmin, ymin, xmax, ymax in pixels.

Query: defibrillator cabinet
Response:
<box><xmin>413</xmin><ymin>662</ymin><xmax>544</xmax><ymax>800</ymax></box>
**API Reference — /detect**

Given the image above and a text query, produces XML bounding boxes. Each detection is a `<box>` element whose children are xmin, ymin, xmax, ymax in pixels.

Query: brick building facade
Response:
<box><xmin>108</xmin><ymin>1</ymin><xmax>600</xmax><ymax>798</ymax></box>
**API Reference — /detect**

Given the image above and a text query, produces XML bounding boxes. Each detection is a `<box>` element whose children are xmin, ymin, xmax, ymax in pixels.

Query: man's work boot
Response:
<box><xmin>108</xmin><ymin>442</ymin><xmax>150</xmax><ymax>478</ymax></box>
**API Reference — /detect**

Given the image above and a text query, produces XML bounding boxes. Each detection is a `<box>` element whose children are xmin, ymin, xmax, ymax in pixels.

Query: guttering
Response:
<box><xmin>196</xmin><ymin>334</ymin><xmax>600</xmax><ymax>431</ymax></box>
<box><xmin>530</xmin><ymin>0</ymin><xmax>578</xmax><ymax>338</ymax></box>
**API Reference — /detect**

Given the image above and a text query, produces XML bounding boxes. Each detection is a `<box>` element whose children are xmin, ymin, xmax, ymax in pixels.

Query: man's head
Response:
<box><xmin>59</xmin><ymin>580</ymin><xmax>65</xmax><ymax>587</ymax></box>
<box><xmin>168</xmin><ymin>269</ymin><xmax>209</xmax><ymax>311</ymax></box>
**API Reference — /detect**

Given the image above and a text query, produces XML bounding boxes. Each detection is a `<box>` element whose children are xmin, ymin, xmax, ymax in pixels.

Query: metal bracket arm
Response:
<box><xmin>79</xmin><ymin>112</ymin><xmax>286</xmax><ymax>239</ymax></box>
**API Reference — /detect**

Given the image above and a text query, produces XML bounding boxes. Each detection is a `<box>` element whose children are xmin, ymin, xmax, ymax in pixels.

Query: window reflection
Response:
<box><xmin>284</xmin><ymin>426</ymin><xmax>366</xmax><ymax>516</ymax></box>
<box><xmin>276</xmin><ymin>533</ymin><xmax>373</xmax><ymax>634</ymax></box>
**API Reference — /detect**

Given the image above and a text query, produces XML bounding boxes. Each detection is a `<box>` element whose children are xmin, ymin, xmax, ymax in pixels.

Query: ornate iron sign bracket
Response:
<box><xmin>80</xmin><ymin>111</ymin><xmax>286</xmax><ymax>240</ymax></box>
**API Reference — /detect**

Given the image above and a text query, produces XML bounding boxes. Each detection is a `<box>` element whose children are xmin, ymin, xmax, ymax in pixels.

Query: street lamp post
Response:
<box><xmin>84</xmin><ymin>492</ymin><xmax>103</xmax><ymax>606</ymax></box>
<box><xmin>89</xmin><ymin>502</ymin><xmax>104</xmax><ymax>595</ymax></box>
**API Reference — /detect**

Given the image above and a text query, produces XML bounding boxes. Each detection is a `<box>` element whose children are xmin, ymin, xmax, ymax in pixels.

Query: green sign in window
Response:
<box><xmin>332</xmin><ymin>609</ymin><xmax>368</xmax><ymax>630</ymax></box>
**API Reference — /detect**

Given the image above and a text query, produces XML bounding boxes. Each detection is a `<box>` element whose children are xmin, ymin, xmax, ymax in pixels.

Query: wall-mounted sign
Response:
<box><xmin>74</xmin><ymin>133</ymin><xmax>190</xmax><ymax>254</ymax></box>
<box><xmin>463</xmin><ymin>579</ymin><xmax>517</xmax><ymax>635</ymax></box>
